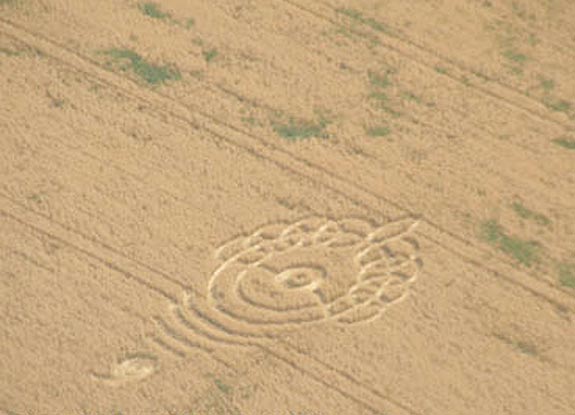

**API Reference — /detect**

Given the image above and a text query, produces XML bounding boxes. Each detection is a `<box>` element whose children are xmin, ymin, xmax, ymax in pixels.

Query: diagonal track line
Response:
<box><xmin>283</xmin><ymin>0</ymin><xmax>574</xmax><ymax>131</ymax></box>
<box><xmin>0</xmin><ymin>194</ymin><xmax>408</xmax><ymax>414</ymax></box>
<box><xmin>1</xmin><ymin>9</ymin><xmax>574</xmax><ymax>413</ymax></box>
<box><xmin>1</xmin><ymin>17</ymin><xmax>574</xmax><ymax>309</ymax></box>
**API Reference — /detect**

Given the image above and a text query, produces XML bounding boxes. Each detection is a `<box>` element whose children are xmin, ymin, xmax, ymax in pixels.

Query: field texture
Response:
<box><xmin>1</xmin><ymin>0</ymin><xmax>575</xmax><ymax>414</ymax></box>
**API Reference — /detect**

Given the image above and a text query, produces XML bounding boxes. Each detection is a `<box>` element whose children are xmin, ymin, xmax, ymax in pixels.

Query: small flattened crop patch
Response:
<box><xmin>101</xmin><ymin>48</ymin><xmax>181</xmax><ymax>86</ymax></box>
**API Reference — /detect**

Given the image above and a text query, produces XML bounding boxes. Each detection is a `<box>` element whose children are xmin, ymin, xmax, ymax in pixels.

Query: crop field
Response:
<box><xmin>1</xmin><ymin>0</ymin><xmax>574</xmax><ymax>414</ymax></box>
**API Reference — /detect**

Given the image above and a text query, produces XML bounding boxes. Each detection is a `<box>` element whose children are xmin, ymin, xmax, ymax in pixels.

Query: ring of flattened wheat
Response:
<box><xmin>207</xmin><ymin>216</ymin><xmax>422</xmax><ymax>330</ymax></box>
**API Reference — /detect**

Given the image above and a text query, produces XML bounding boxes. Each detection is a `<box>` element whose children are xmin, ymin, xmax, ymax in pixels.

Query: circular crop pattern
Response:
<box><xmin>207</xmin><ymin>216</ymin><xmax>422</xmax><ymax>331</ymax></box>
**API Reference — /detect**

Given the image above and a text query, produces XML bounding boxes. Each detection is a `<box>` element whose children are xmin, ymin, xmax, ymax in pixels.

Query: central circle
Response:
<box><xmin>275</xmin><ymin>266</ymin><xmax>326</xmax><ymax>290</ymax></box>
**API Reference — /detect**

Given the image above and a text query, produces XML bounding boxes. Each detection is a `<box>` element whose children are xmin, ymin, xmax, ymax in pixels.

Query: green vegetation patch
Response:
<box><xmin>0</xmin><ymin>47</ymin><xmax>21</xmax><ymax>56</ymax></box>
<box><xmin>369</xmin><ymin>91</ymin><xmax>389</xmax><ymax>102</ymax></box>
<box><xmin>368</xmin><ymin>70</ymin><xmax>391</xmax><ymax>89</ymax></box>
<box><xmin>539</xmin><ymin>77</ymin><xmax>555</xmax><ymax>92</ymax></box>
<box><xmin>546</xmin><ymin>99</ymin><xmax>571</xmax><ymax>113</ymax></box>
<box><xmin>480</xmin><ymin>220</ymin><xmax>541</xmax><ymax>266</ymax></box>
<box><xmin>202</xmin><ymin>49</ymin><xmax>218</xmax><ymax>63</ymax></box>
<box><xmin>273</xmin><ymin>118</ymin><xmax>328</xmax><ymax>140</ymax></box>
<box><xmin>401</xmin><ymin>91</ymin><xmax>422</xmax><ymax>103</ymax></box>
<box><xmin>242</xmin><ymin>116</ymin><xmax>255</xmax><ymax>125</ymax></box>
<box><xmin>367</xmin><ymin>69</ymin><xmax>395</xmax><ymax>106</ymax></box>
<box><xmin>511</xmin><ymin>202</ymin><xmax>551</xmax><ymax>226</ymax></box>
<box><xmin>366</xmin><ymin>125</ymin><xmax>391</xmax><ymax>137</ymax></box>
<box><xmin>516</xmin><ymin>340</ymin><xmax>538</xmax><ymax>355</ymax></box>
<box><xmin>494</xmin><ymin>333</ymin><xmax>538</xmax><ymax>356</ymax></box>
<box><xmin>102</xmin><ymin>48</ymin><xmax>181</xmax><ymax>85</ymax></box>
<box><xmin>558</xmin><ymin>263</ymin><xmax>575</xmax><ymax>288</ymax></box>
<box><xmin>528</xmin><ymin>33</ymin><xmax>539</xmax><ymax>46</ymax></box>
<box><xmin>503</xmin><ymin>49</ymin><xmax>528</xmax><ymax>64</ymax></box>
<box><xmin>336</xmin><ymin>8</ymin><xmax>388</xmax><ymax>33</ymax></box>
<box><xmin>214</xmin><ymin>379</ymin><xmax>232</xmax><ymax>395</ymax></box>
<box><xmin>552</xmin><ymin>137</ymin><xmax>575</xmax><ymax>150</ymax></box>
<box><xmin>434</xmin><ymin>66</ymin><xmax>448</xmax><ymax>74</ymax></box>
<box><xmin>472</xmin><ymin>70</ymin><xmax>490</xmax><ymax>81</ymax></box>
<box><xmin>138</xmin><ymin>2</ymin><xmax>170</xmax><ymax>19</ymax></box>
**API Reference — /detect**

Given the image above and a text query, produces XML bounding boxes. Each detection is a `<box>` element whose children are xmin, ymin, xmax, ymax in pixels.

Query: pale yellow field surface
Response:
<box><xmin>1</xmin><ymin>1</ymin><xmax>575</xmax><ymax>414</ymax></box>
